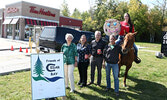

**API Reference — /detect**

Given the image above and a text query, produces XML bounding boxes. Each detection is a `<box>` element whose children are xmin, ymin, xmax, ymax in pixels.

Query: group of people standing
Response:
<box><xmin>60</xmin><ymin>13</ymin><xmax>141</xmax><ymax>96</ymax></box>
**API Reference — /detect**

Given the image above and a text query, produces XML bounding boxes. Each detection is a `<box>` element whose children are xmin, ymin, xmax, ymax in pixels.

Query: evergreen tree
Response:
<box><xmin>60</xmin><ymin>0</ymin><xmax>71</xmax><ymax>17</ymax></box>
<box><xmin>71</xmin><ymin>8</ymin><xmax>81</xmax><ymax>19</ymax></box>
<box><xmin>33</xmin><ymin>56</ymin><xmax>44</xmax><ymax>77</ymax></box>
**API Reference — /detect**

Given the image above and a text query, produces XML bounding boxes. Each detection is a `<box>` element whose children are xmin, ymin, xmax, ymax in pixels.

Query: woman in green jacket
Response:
<box><xmin>61</xmin><ymin>33</ymin><xmax>78</xmax><ymax>93</ymax></box>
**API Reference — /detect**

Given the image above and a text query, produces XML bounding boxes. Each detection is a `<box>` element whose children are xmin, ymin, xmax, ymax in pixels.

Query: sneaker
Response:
<box><xmin>77</xmin><ymin>82</ymin><xmax>81</xmax><ymax>85</ymax></box>
<box><xmin>70</xmin><ymin>90</ymin><xmax>75</xmax><ymax>93</ymax></box>
<box><xmin>70</xmin><ymin>90</ymin><xmax>74</xmax><ymax>93</ymax></box>
<box><xmin>66</xmin><ymin>87</ymin><xmax>70</xmax><ymax>89</ymax></box>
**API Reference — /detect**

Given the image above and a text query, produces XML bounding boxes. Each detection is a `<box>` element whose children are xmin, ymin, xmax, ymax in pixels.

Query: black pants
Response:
<box><xmin>78</xmin><ymin>61</ymin><xmax>89</xmax><ymax>85</ymax></box>
<box><xmin>90</xmin><ymin>56</ymin><xmax>103</xmax><ymax>85</ymax></box>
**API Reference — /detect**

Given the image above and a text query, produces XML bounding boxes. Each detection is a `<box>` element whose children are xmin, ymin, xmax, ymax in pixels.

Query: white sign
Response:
<box><xmin>31</xmin><ymin>53</ymin><xmax>65</xmax><ymax>100</ymax></box>
<box><xmin>163</xmin><ymin>32</ymin><xmax>167</xmax><ymax>39</ymax></box>
<box><xmin>163</xmin><ymin>32</ymin><xmax>167</xmax><ymax>44</ymax></box>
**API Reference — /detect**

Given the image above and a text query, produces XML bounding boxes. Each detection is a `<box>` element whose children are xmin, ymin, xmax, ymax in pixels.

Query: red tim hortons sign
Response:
<box><xmin>29</xmin><ymin>6</ymin><xmax>56</xmax><ymax>17</ymax></box>
<box><xmin>7</xmin><ymin>7</ymin><xmax>19</xmax><ymax>13</ymax></box>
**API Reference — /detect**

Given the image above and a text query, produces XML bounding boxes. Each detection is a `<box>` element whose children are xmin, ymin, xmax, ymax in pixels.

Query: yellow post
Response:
<box><xmin>29</xmin><ymin>42</ymin><xmax>32</xmax><ymax>53</ymax></box>
<box><xmin>29</xmin><ymin>37</ymin><xmax>33</xmax><ymax>53</ymax></box>
<box><xmin>36</xmin><ymin>41</ymin><xmax>40</xmax><ymax>54</ymax></box>
<box><xmin>29</xmin><ymin>37</ymin><xmax>31</xmax><ymax>47</ymax></box>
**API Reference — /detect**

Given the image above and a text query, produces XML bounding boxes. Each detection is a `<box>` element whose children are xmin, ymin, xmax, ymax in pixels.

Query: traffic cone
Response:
<box><xmin>26</xmin><ymin>48</ymin><xmax>28</xmax><ymax>53</ymax></box>
<box><xmin>19</xmin><ymin>47</ymin><xmax>22</xmax><ymax>52</ymax></box>
<box><xmin>11</xmin><ymin>45</ymin><xmax>14</xmax><ymax>51</ymax></box>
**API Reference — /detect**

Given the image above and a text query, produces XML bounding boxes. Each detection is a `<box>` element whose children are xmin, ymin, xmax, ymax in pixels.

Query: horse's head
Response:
<box><xmin>122</xmin><ymin>32</ymin><xmax>137</xmax><ymax>54</ymax></box>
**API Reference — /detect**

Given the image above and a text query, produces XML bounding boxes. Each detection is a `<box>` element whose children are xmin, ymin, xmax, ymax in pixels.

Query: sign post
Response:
<box><xmin>31</xmin><ymin>53</ymin><xmax>65</xmax><ymax>100</ymax></box>
<box><xmin>161</xmin><ymin>31</ymin><xmax>167</xmax><ymax>56</ymax></box>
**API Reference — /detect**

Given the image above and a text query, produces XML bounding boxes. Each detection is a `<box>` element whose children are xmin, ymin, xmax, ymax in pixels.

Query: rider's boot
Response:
<box><xmin>134</xmin><ymin>56</ymin><xmax>141</xmax><ymax>64</ymax></box>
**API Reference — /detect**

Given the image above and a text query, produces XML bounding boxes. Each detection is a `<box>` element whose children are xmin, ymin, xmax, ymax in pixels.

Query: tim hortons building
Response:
<box><xmin>0</xmin><ymin>1</ymin><xmax>82</xmax><ymax>40</ymax></box>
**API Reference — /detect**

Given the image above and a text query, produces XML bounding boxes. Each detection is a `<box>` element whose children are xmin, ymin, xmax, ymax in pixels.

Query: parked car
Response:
<box><xmin>39</xmin><ymin>26</ymin><xmax>94</xmax><ymax>52</ymax></box>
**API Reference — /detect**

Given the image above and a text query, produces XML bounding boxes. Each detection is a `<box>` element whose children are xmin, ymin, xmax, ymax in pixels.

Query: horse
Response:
<box><xmin>118</xmin><ymin>32</ymin><xmax>137</xmax><ymax>87</ymax></box>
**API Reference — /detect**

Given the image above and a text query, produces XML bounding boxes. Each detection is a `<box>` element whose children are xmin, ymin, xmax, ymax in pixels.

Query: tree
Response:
<box><xmin>60</xmin><ymin>0</ymin><xmax>70</xmax><ymax>17</ymax></box>
<box><xmin>92</xmin><ymin>0</ymin><xmax>108</xmax><ymax>32</ymax></box>
<box><xmin>154</xmin><ymin>0</ymin><xmax>167</xmax><ymax>30</ymax></box>
<box><xmin>81</xmin><ymin>11</ymin><xmax>93</xmax><ymax>31</ymax></box>
<box><xmin>106</xmin><ymin>0</ymin><xmax>119</xmax><ymax>19</ymax></box>
<box><xmin>71</xmin><ymin>8</ymin><xmax>81</xmax><ymax>19</ymax></box>
<box><xmin>116</xmin><ymin>1</ymin><xmax>128</xmax><ymax>20</ymax></box>
<box><xmin>128</xmin><ymin>0</ymin><xmax>149</xmax><ymax>42</ymax></box>
<box><xmin>33</xmin><ymin>56</ymin><xmax>44</xmax><ymax>77</ymax></box>
<box><xmin>89</xmin><ymin>0</ymin><xmax>120</xmax><ymax>33</ymax></box>
<box><xmin>148</xmin><ymin>6</ymin><xmax>161</xmax><ymax>42</ymax></box>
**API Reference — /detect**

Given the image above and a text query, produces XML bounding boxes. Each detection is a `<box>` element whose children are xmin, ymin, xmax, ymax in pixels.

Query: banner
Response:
<box><xmin>31</xmin><ymin>53</ymin><xmax>65</xmax><ymax>100</ymax></box>
<box><xmin>161</xmin><ymin>31</ymin><xmax>167</xmax><ymax>56</ymax></box>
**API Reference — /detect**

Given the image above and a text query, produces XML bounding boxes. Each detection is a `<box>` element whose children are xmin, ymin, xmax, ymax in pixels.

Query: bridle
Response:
<box><xmin>121</xmin><ymin>37</ymin><xmax>134</xmax><ymax>54</ymax></box>
<box><xmin>121</xmin><ymin>46</ymin><xmax>134</xmax><ymax>54</ymax></box>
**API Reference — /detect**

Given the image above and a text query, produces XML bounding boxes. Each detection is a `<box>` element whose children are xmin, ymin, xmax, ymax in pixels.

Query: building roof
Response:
<box><xmin>60</xmin><ymin>15</ymin><xmax>83</xmax><ymax>21</ymax></box>
<box><xmin>5</xmin><ymin>1</ymin><xmax>59</xmax><ymax>11</ymax></box>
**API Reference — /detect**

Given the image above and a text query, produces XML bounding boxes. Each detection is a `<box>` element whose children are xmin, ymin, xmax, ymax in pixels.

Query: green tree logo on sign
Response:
<box><xmin>32</xmin><ymin>56</ymin><xmax>48</xmax><ymax>82</ymax></box>
<box><xmin>34</xmin><ymin>56</ymin><xmax>44</xmax><ymax>76</ymax></box>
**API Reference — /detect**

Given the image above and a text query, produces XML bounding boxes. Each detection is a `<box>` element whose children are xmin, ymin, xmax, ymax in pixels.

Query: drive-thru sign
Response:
<box><xmin>31</xmin><ymin>53</ymin><xmax>65</xmax><ymax>100</ymax></box>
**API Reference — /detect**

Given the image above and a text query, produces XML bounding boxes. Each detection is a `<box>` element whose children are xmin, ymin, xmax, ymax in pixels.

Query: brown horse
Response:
<box><xmin>118</xmin><ymin>32</ymin><xmax>137</xmax><ymax>87</ymax></box>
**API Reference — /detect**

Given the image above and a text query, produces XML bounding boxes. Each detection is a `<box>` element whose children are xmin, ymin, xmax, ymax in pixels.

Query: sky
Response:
<box><xmin>0</xmin><ymin>0</ymin><xmax>160</xmax><ymax>14</ymax></box>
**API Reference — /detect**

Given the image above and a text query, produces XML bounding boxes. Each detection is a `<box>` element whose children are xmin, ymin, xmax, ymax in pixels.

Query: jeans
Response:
<box><xmin>116</xmin><ymin>35</ymin><xmax>138</xmax><ymax>56</ymax></box>
<box><xmin>115</xmin><ymin>35</ymin><xmax>124</xmax><ymax>45</ymax></box>
<box><xmin>133</xmin><ymin>43</ymin><xmax>138</xmax><ymax>56</ymax></box>
<box><xmin>105</xmin><ymin>63</ymin><xmax>119</xmax><ymax>92</ymax></box>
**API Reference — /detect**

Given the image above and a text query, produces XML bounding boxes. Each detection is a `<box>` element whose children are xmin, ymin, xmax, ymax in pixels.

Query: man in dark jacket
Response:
<box><xmin>89</xmin><ymin>31</ymin><xmax>106</xmax><ymax>86</ymax></box>
<box><xmin>103</xmin><ymin>34</ymin><xmax>121</xmax><ymax>96</ymax></box>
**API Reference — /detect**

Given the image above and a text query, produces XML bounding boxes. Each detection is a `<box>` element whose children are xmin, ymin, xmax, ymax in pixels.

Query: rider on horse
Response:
<box><xmin>115</xmin><ymin>13</ymin><xmax>141</xmax><ymax>64</ymax></box>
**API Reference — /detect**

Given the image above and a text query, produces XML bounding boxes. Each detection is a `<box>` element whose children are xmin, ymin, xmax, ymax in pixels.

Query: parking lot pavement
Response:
<box><xmin>0</xmin><ymin>38</ymin><xmax>37</xmax><ymax>75</ymax></box>
<box><xmin>0</xmin><ymin>51</ymin><xmax>30</xmax><ymax>75</ymax></box>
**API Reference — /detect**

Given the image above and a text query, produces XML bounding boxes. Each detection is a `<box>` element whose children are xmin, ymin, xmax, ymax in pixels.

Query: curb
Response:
<box><xmin>0</xmin><ymin>68</ymin><xmax>31</xmax><ymax>76</ymax></box>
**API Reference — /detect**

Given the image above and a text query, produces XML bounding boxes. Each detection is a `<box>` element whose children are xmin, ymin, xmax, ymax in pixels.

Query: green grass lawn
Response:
<box><xmin>0</xmin><ymin>42</ymin><xmax>167</xmax><ymax>100</ymax></box>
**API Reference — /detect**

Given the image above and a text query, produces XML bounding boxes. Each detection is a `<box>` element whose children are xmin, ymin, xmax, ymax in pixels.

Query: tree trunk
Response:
<box><xmin>150</xmin><ymin>33</ymin><xmax>155</xmax><ymax>43</ymax></box>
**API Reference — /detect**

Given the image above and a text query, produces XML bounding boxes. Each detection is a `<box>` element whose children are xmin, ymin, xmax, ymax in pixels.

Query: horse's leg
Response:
<box><xmin>124</xmin><ymin>64</ymin><xmax>132</xmax><ymax>87</ymax></box>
